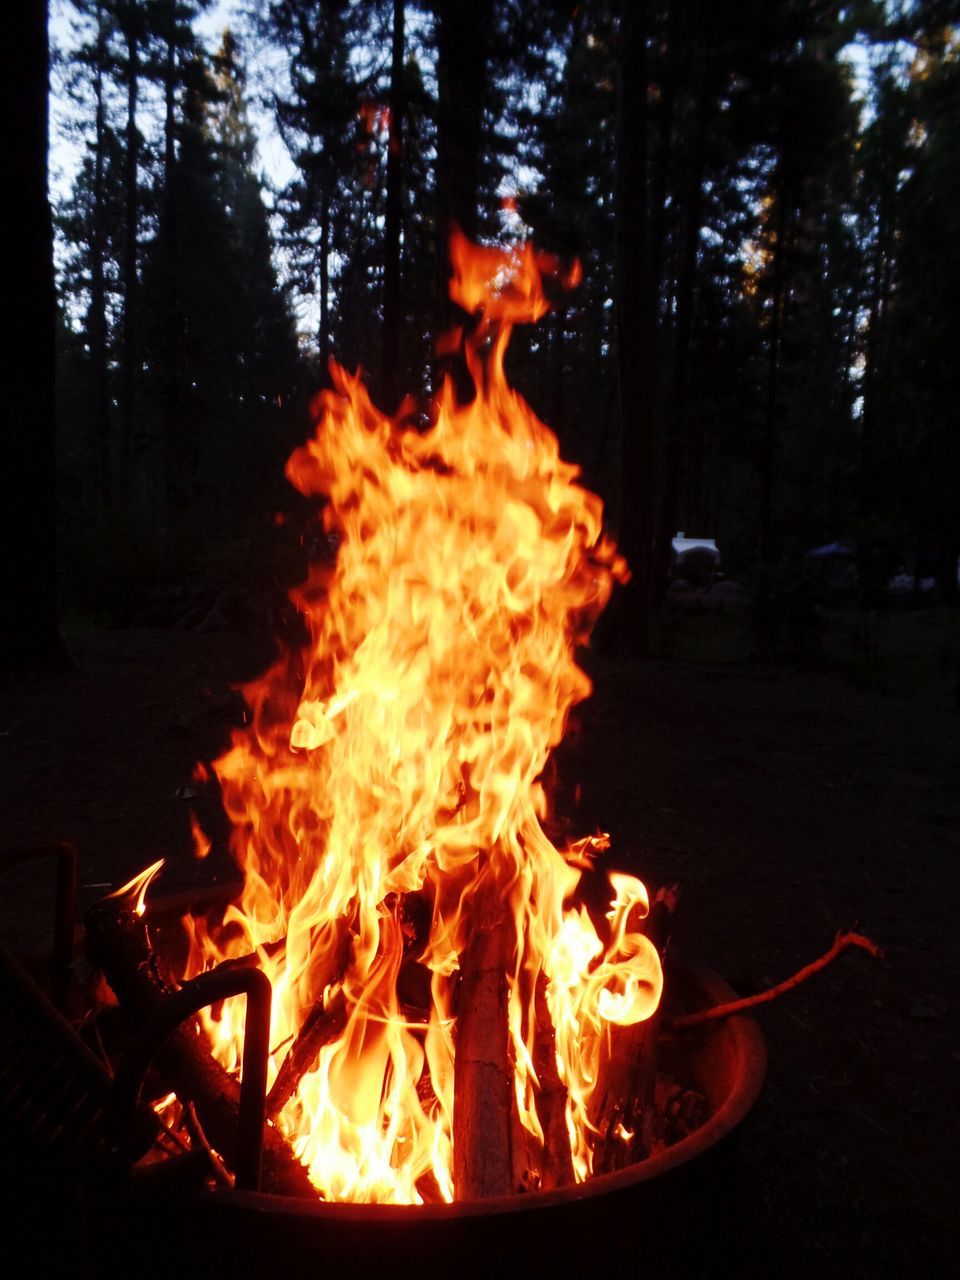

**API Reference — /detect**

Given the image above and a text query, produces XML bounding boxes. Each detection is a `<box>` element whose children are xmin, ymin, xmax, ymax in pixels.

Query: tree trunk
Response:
<box><xmin>381</xmin><ymin>0</ymin><xmax>405</xmax><ymax>413</ymax></box>
<box><xmin>434</xmin><ymin>0</ymin><xmax>492</xmax><ymax>396</ymax></box>
<box><xmin>760</xmin><ymin>188</ymin><xmax>787</xmax><ymax>565</ymax></box>
<box><xmin>613</xmin><ymin>0</ymin><xmax>657</xmax><ymax>653</ymax></box>
<box><xmin>88</xmin><ymin>1</ymin><xmax>113</xmax><ymax>514</ymax></box>
<box><xmin>653</xmin><ymin>90</ymin><xmax>708</xmax><ymax>602</ymax></box>
<box><xmin>318</xmin><ymin>182</ymin><xmax>331</xmax><ymax>372</ymax></box>
<box><xmin>160</xmin><ymin>14</ymin><xmax>178</xmax><ymax>541</ymax></box>
<box><xmin>857</xmin><ymin>196</ymin><xmax>894</xmax><ymax>593</ymax></box>
<box><xmin>0</xmin><ymin>0</ymin><xmax>67</xmax><ymax>670</ymax></box>
<box><xmin>119</xmin><ymin>14</ymin><xmax>141</xmax><ymax>518</ymax></box>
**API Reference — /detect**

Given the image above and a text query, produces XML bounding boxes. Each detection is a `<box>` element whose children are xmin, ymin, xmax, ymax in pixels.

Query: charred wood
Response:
<box><xmin>533</xmin><ymin>973</ymin><xmax>575</xmax><ymax>1190</ymax></box>
<box><xmin>266</xmin><ymin>985</ymin><xmax>348</xmax><ymax>1118</ymax></box>
<box><xmin>589</xmin><ymin>884</ymin><xmax>677</xmax><ymax>1172</ymax></box>
<box><xmin>453</xmin><ymin>906</ymin><xmax>514</xmax><ymax>1200</ymax></box>
<box><xmin>589</xmin><ymin>1010</ymin><xmax>660</xmax><ymax>1172</ymax></box>
<box><xmin>215</xmin><ymin>935</ymin><xmax>286</xmax><ymax>974</ymax></box>
<box><xmin>84</xmin><ymin>899</ymin><xmax>316</xmax><ymax>1198</ymax></box>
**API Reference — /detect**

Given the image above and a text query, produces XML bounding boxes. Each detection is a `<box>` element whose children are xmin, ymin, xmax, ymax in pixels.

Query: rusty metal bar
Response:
<box><xmin>107</xmin><ymin>966</ymin><xmax>272</xmax><ymax>1191</ymax></box>
<box><xmin>1</xmin><ymin>843</ymin><xmax>78</xmax><ymax>1006</ymax></box>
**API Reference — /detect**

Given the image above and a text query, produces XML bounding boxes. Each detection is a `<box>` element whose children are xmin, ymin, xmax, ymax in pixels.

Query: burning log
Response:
<box><xmin>267</xmin><ymin>985</ymin><xmax>348</xmax><ymax>1118</ymax></box>
<box><xmin>266</xmin><ymin>920</ymin><xmax>353</xmax><ymax>1117</ymax></box>
<box><xmin>453</xmin><ymin>902</ymin><xmax>515</xmax><ymax>1200</ymax></box>
<box><xmin>589</xmin><ymin>1013</ymin><xmax>658</xmax><ymax>1172</ymax></box>
<box><xmin>216</xmin><ymin>935</ymin><xmax>286</xmax><ymax>974</ymax></box>
<box><xmin>84</xmin><ymin>896</ymin><xmax>316</xmax><ymax>1199</ymax></box>
<box><xmin>589</xmin><ymin>885</ymin><xmax>677</xmax><ymax>1172</ymax></box>
<box><xmin>533</xmin><ymin>973</ymin><xmax>575</xmax><ymax>1189</ymax></box>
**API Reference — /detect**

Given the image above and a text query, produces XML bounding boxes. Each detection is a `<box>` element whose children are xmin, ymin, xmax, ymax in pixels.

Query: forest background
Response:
<box><xmin>8</xmin><ymin>0</ymin><xmax>960</xmax><ymax>659</ymax></box>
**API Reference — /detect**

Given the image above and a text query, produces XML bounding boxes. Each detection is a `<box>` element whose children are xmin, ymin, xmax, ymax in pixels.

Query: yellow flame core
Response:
<box><xmin>184</xmin><ymin>233</ymin><xmax>662</xmax><ymax>1202</ymax></box>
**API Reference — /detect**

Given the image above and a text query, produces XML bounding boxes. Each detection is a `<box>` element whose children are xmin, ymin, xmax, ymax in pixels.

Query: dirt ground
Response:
<box><xmin>1</xmin><ymin>623</ymin><xmax>957</xmax><ymax>1276</ymax></box>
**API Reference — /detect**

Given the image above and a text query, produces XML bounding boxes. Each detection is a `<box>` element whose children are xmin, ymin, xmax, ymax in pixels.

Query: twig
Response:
<box><xmin>77</xmin><ymin>1008</ymin><xmax>116</xmax><ymax>1078</ymax></box>
<box><xmin>155</xmin><ymin>1111</ymin><xmax>191</xmax><ymax>1156</ymax></box>
<box><xmin>668</xmin><ymin>931</ymin><xmax>882</xmax><ymax>1031</ymax></box>
<box><xmin>184</xmin><ymin>1100</ymin><xmax>235</xmax><ymax>1188</ymax></box>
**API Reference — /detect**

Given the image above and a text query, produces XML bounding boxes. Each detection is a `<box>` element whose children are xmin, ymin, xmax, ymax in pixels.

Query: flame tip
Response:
<box><xmin>108</xmin><ymin>856</ymin><xmax>166</xmax><ymax>916</ymax></box>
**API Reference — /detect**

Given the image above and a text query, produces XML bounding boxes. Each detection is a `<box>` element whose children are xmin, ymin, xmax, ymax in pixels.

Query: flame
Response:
<box><xmin>109</xmin><ymin>857</ymin><xmax>165</xmax><ymax>917</ymax></box>
<box><xmin>189</xmin><ymin>812</ymin><xmax>211</xmax><ymax>861</ymax></box>
<box><xmin>184</xmin><ymin>233</ymin><xmax>661</xmax><ymax>1202</ymax></box>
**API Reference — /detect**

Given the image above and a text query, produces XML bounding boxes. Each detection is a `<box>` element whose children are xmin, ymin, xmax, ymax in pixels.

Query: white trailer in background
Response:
<box><xmin>670</xmin><ymin>532</ymin><xmax>720</xmax><ymax>587</ymax></box>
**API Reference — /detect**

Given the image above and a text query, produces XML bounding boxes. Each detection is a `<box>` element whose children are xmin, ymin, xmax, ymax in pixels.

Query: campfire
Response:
<box><xmin>68</xmin><ymin>234</ymin><xmax>880</xmax><ymax>1221</ymax></box>
<box><xmin>1</xmin><ymin>234</ymin><xmax>887</xmax><ymax>1273</ymax></box>
<box><xmin>94</xmin><ymin>233</ymin><xmax>674</xmax><ymax>1205</ymax></box>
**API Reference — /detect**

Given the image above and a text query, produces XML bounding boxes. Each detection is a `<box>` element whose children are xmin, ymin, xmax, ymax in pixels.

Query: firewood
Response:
<box><xmin>84</xmin><ymin>898</ymin><xmax>317</xmax><ymax>1199</ymax></box>
<box><xmin>265</xmin><ymin>920</ymin><xmax>354</xmax><ymax>1116</ymax></box>
<box><xmin>511</xmin><ymin>1094</ymin><xmax>538</xmax><ymax>1194</ymax></box>
<box><xmin>415</xmin><ymin>1169</ymin><xmax>445</xmax><ymax>1205</ymax></box>
<box><xmin>216</xmin><ymin>935</ymin><xmax>286</xmax><ymax>973</ymax></box>
<box><xmin>453</xmin><ymin>903</ymin><xmax>514</xmax><ymax>1200</ymax></box>
<box><xmin>589</xmin><ymin>1011</ymin><xmax>659</xmax><ymax>1172</ymax></box>
<box><xmin>266</xmin><ymin>985</ymin><xmax>348</xmax><ymax>1117</ymax></box>
<box><xmin>589</xmin><ymin>884</ymin><xmax>677</xmax><ymax>1173</ymax></box>
<box><xmin>533</xmin><ymin>972</ymin><xmax>575</xmax><ymax>1189</ymax></box>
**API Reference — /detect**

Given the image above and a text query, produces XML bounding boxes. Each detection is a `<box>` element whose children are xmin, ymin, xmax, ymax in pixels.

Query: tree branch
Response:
<box><xmin>669</xmin><ymin>931</ymin><xmax>882</xmax><ymax>1031</ymax></box>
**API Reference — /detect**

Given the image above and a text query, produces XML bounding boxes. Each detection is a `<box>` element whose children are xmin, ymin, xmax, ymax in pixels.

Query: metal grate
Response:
<box><xmin>0</xmin><ymin>943</ymin><xmax>111</xmax><ymax>1174</ymax></box>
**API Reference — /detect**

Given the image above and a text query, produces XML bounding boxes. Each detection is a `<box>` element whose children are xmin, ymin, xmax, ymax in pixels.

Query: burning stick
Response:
<box><xmin>589</xmin><ymin>1016</ymin><xmax>658</xmax><ymax>1173</ymax></box>
<box><xmin>589</xmin><ymin>884</ymin><xmax>677</xmax><ymax>1172</ymax></box>
<box><xmin>669</xmin><ymin>930</ymin><xmax>882</xmax><ymax>1031</ymax></box>
<box><xmin>533</xmin><ymin>972</ymin><xmax>575</xmax><ymax>1189</ymax></box>
<box><xmin>216</xmin><ymin>935</ymin><xmax>287</xmax><ymax>973</ymax></box>
<box><xmin>453</xmin><ymin>900</ymin><xmax>515</xmax><ymax>1200</ymax></box>
<box><xmin>267</xmin><ymin>985</ymin><xmax>348</xmax><ymax>1118</ymax></box>
<box><xmin>265</xmin><ymin>920</ymin><xmax>353</xmax><ymax>1117</ymax></box>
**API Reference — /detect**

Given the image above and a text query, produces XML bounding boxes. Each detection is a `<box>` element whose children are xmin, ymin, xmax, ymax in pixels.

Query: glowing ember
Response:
<box><xmin>183</xmin><ymin>232</ymin><xmax>662</xmax><ymax>1203</ymax></box>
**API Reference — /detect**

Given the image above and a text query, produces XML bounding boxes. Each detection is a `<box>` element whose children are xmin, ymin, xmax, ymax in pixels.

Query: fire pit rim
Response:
<box><xmin>180</xmin><ymin>962</ymin><xmax>766</xmax><ymax>1220</ymax></box>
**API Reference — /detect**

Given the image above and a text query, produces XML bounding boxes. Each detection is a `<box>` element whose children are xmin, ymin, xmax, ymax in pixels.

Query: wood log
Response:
<box><xmin>589</xmin><ymin>884</ymin><xmax>677</xmax><ymax>1173</ymax></box>
<box><xmin>266</xmin><ymin>985</ymin><xmax>348</xmax><ymax>1117</ymax></box>
<box><xmin>215</xmin><ymin>935</ymin><xmax>286</xmax><ymax>973</ymax></box>
<box><xmin>589</xmin><ymin>1009</ymin><xmax>660</xmax><ymax>1173</ymax></box>
<box><xmin>265</xmin><ymin>918</ymin><xmax>355</xmax><ymax>1116</ymax></box>
<box><xmin>533</xmin><ymin>972</ymin><xmax>575</xmax><ymax>1189</ymax></box>
<box><xmin>453</xmin><ymin>905</ymin><xmax>514</xmax><ymax>1200</ymax></box>
<box><xmin>84</xmin><ymin>899</ymin><xmax>317</xmax><ymax>1199</ymax></box>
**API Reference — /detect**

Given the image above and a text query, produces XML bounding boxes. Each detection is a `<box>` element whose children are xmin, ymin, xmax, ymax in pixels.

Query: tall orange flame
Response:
<box><xmin>184</xmin><ymin>232</ymin><xmax>661</xmax><ymax>1202</ymax></box>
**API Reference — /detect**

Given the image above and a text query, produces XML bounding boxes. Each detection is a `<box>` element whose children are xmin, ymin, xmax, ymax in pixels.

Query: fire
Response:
<box><xmin>109</xmin><ymin>857</ymin><xmax>165</xmax><ymax>917</ymax></box>
<box><xmin>183</xmin><ymin>232</ymin><xmax>662</xmax><ymax>1202</ymax></box>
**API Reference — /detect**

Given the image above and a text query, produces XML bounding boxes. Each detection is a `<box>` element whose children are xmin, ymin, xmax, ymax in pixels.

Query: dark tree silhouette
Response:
<box><xmin>381</xmin><ymin>0</ymin><xmax>406</xmax><ymax>413</ymax></box>
<box><xmin>612</xmin><ymin>0</ymin><xmax>657</xmax><ymax>652</ymax></box>
<box><xmin>1</xmin><ymin>0</ymin><xmax>67</xmax><ymax>669</ymax></box>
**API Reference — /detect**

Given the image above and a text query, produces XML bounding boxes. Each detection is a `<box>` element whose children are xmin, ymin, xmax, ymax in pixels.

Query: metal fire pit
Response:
<box><xmin>1</xmin><ymin>852</ymin><xmax>764</xmax><ymax>1276</ymax></box>
<box><xmin>105</xmin><ymin>964</ymin><xmax>765</xmax><ymax>1277</ymax></box>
